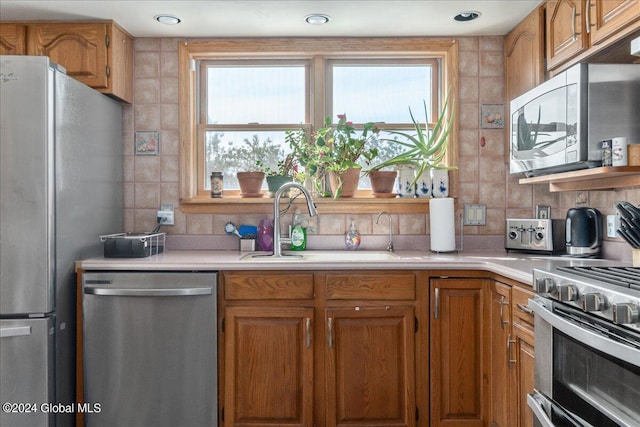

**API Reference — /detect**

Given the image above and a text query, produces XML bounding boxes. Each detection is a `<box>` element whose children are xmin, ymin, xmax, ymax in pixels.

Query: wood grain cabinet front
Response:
<box><xmin>0</xmin><ymin>21</ymin><xmax>133</xmax><ymax>102</ymax></box>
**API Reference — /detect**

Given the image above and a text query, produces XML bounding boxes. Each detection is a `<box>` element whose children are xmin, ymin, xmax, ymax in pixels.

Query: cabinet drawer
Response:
<box><xmin>325</xmin><ymin>273</ymin><xmax>416</xmax><ymax>300</ymax></box>
<box><xmin>512</xmin><ymin>285</ymin><xmax>534</xmax><ymax>329</ymax></box>
<box><xmin>224</xmin><ymin>273</ymin><xmax>314</xmax><ymax>300</ymax></box>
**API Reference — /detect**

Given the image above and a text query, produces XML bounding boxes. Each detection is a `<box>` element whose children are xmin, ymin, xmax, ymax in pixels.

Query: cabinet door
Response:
<box><xmin>27</xmin><ymin>23</ymin><xmax>109</xmax><ymax>89</ymax></box>
<box><xmin>0</xmin><ymin>24</ymin><xmax>27</xmax><ymax>55</ymax></box>
<box><xmin>224</xmin><ymin>306</ymin><xmax>313</xmax><ymax>427</ymax></box>
<box><xmin>430</xmin><ymin>278</ymin><xmax>486</xmax><ymax>427</ymax></box>
<box><xmin>588</xmin><ymin>0</ymin><xmax>640</xmax><ymax>45</ymax></box>
<box><xmin>513</xmin><ymin>325</ymin><xmax>535</xmax><ymax>427</ymax></box>
<box><xmin>546</xmin><ymin>0</ymin><xmax>589</xmax><ymax>70</ymax></box>
<box><xmin>326</xmin><ymin>306</ymin><xmax>416</xmax><ymax>427</ymax></box>
<box><xmin>505</xmin><ymin>6</ymin><xmax>545</xmax><ymax>101</ymax></box>
<box><xmin>488</xmin><ymin>282</ymin><xmax>513</xmax><ymax>427</ymax></box>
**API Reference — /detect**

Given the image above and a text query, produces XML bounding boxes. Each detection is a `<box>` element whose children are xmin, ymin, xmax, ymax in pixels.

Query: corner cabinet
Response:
<box><xmin>0</xmin><ymin>21</ymin><xmax>133</xmax><ymax>103</ymax></box>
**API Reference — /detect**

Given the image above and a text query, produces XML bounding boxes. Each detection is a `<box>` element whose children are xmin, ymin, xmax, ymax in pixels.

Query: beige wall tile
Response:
<box><xmin>161</xmin><ymin>104</ymin><xmax>179</xmax><ymax>130</ymax></box>
<box><xmin>134</xmin><ymin>78</ymin><xmax>160</xmax><ymax>104</ymax></box>
<box><xmin>160</xmin><ymin>77</ymin><xmax>179</xmax><ymax>103</ymax></box>
<box><xmin>134</xmin><ymin>208</ymin><xmax>159</xmax><ymax>232</ymax></box>
<box><xmin>479</xmin><ymin>36</ymin><xmax>503</xmax><ymax>51</ymax></box>
<box><xmin>160</xmin><ymin>130</ymin><xmax>179</xmax><ymax>156</ymax></box>
<box><xmin>161</xmin><ymin>52</ymin><xmax>179</xmax><ymax>77</ymax></box>
<box><xmin>459</xmin><ymin>77</ymin><xmax>479</xmax><ymax>103</ymax></box>
<box><xmin>459</xmin><ymin>52</ymin><xmax>478</xmax><ymax>77</ymax></box>
<box><xmin>123</xmin><ymin>182</ymin><xmax>134</xmax><ymax>208</ymax></box>
<box><xmin>457</xmin><ymin>37</ymin><xmax>478</xmax><ymax>51</ymax></box>
<box><xmin>160</xmin><ymin>156</ymin><xmax>179</xmax><ymax>182</ymax></box>
<box><xmin>160</xmin><ymin>38</ymin><xmax>181</xmax><ymax>52</ymax></box>
<box><xmin>399</xmin><ymin>214</ymin><xmax>426</xmax><ymax>234</ymax></box>
<box><xmin>186</xmin><ymin>214</ymin><xmax>214</xmax><ymax>235</ymax></box>
<box><xmin>135</xmin><ymin>38</ymin><xmax>160</xmax><ymax>52</ymax></box>
<box><xmin>134</xmin><ymin>104</ymin><xmax>161</xmax><ymax>129</ymax></box>
<box><xmin>479</xmin><ymin>51</ymin><xmax>504</xmax><ymax>77</ymax></box>
<box><xmin>134</xmin><ymin>156</ymin><xmax>160</xmax><ymax>182</ymax></box>
<box><xmin>459</xmin><ymin>103</ymin><xmax>479</xmax><ymax>129</ymax></box>
<box><xmin>459</xmin><ymin>129</ymin><xmax>479</xmax><ymax>157</ymax></box>
<box><xmin>318</xmin><ymin>214</ymin><xmax>346</xmax><ymax>234</ymax></box>
<box><xmin>134</xmin><ymin>52</ymin><xmax>160</xmax><ymax>78</ymax></box>
<box><xmin>479</xmin><ymin>77</ymin><xmax>504</xmax><ymax>103</ymax></box>
<box><xmin>134</xmin><ymin>182</ymin><xmax>160</xmax><ymax>209</ymax></box>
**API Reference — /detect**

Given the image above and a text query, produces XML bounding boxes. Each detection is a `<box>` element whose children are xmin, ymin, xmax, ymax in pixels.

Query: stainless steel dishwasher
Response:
<box><xmin>82</xmin><ymin>271</ymin><xmax>217</xmax><ymax>427</ymax></box>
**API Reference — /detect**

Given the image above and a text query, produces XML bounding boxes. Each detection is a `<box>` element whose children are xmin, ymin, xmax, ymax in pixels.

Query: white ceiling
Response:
<box><xmin>0</xmin><ymin>1</ymin><xmax>543</xmax><ymax>38</ymax></box>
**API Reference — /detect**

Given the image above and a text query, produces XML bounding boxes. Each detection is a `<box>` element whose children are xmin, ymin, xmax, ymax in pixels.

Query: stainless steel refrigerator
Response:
<box><xmin>0</xmin><ymin>56</ymin><xmax>123</xmax><ymax>427</ymax></box>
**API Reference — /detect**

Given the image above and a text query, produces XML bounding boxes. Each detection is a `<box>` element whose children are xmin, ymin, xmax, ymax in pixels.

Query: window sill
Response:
<box><xmin>180</xmin><ymin>194</ymin><xmax>438</xmax><ymax>214</ymax></box>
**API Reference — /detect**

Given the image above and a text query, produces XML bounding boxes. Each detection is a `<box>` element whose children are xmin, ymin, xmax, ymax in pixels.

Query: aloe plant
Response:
<box><xmin>367</xmin><ymin>90</ymin><xmax>456</xmax><ymax>187</ymax></box>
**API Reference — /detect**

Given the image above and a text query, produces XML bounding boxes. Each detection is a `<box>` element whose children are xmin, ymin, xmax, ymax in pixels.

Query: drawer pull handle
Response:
<box><xmin>305</xmin><ymin>318</ymin><xmax>311</xmax><ymax>348</ymax></box>
<box><xmin>434</xmin><ymin>287</ymin><xmax>440</xmax><ymax>319</ymax></box>
<box><xmin>327</xmin><ymin>317</ymin><xmax>334</xmax><ymax>348</ymax></box>
<box><xmin>507</xmin><ymin>333</ymin><xmax>517</xmax><ymax>365</ymax></box>
<box><xmin>516</xmin><ymin>303</ymin><xmax>533</xmax><ymax>315</ymax></box>
<box><xmin>500</xmin><ymin>295</ymin><xmax>509</xmax><ymax>327</ymax></box>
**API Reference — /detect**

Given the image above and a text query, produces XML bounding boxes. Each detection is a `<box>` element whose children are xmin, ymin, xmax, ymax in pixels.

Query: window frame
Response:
<box><xmin>179</xmin><ymin>38</ymin><xmax>459</xmax><ymax>214</ymax></box>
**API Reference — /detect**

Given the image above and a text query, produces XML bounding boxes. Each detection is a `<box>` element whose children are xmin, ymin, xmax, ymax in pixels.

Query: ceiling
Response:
<box><xmin>0</xmin><ymin>1</ymin><xmax>543</xmax><ymax>38</ymax></box>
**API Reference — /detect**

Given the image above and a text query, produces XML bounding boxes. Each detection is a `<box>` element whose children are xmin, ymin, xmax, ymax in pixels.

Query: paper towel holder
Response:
<box><xmin>429</xmin><ymin>202</ymin><xmax>464</xmax><ymax>253</ymax></box>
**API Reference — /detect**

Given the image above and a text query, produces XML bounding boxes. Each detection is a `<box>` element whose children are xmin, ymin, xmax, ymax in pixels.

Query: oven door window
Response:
<box><xmin>553</xmin><ymin>330</ymin><xmax>640</xmax><ymax>426</ymax></box>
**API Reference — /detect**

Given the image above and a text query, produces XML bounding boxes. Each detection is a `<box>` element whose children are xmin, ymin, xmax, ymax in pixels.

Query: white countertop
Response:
<box><xmin>77</xmin><ymin>250</ymin><xmax>622</xmax><ymax>285</ymax></box>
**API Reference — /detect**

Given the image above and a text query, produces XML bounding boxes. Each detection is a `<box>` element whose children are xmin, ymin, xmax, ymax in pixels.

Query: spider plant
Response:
<box><xmin>367</xmin><ymin>89</ymin><xmax>456</xmax><ymax>187</ymax></box>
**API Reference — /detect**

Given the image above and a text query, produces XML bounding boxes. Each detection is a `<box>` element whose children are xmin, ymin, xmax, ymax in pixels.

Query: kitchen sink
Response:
<box><xmin>240</xmin><ymin>250</ymin><xmax>399</xmax><ymax>262</ymax></box>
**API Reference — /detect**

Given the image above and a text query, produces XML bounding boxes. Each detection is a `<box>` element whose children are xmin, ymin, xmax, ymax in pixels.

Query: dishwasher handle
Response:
<box><xmin>84</xmin><ymin>286</ymin><xmax>212</xmax><ymax>297</ymax></box>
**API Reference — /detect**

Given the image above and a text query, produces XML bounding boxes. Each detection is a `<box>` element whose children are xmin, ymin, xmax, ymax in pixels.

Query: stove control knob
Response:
<box><xmin>612</xmin><ymin>303</ymin><xmax>640</xmax><ymax>325</ymax></box>
<box><xmin>535</xmin><ymin>277</ymin><xmax>556</xmax><ymax>294</ymax></box>
<box><xmin>508</xmin><ymin>231</ymin><xmax>518</xmax><ymax>240</ymax></box>
<box><xmin>558</xmin><ymin>284</ymin><xmax>579</xmax><ymax>302</ymax></box>
<box><xmin>535</xmin><ymin>232</ymin><xmax>545</xmax><ymax>241</ymax></box>
<box><xmin>582</xmin><ymin>293</ymin><xmax>607</xmax><ymax>312</ymax></box>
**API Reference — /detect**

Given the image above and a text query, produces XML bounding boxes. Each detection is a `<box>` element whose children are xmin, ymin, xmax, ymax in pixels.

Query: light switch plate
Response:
<box><xmin>463</xmin><ymin>204</ymin><xmax>486</xmax><ymax>226</ymax></box>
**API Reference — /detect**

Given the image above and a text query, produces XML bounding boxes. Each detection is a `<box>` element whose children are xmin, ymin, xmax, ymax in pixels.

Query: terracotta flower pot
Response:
<box><xmin>369</xmin><ymin>170</ymin><xmax>398</xmax><ymax>196</ymax></box>
<box><xmin>329</xmin><ymin>167</ymin><xmax>361</xmax><ymax>198</ymax></box>
<box><xmin>237</xmin><ymin>171</ymin><xmax>265</xmax><ymax>197</ymax></box>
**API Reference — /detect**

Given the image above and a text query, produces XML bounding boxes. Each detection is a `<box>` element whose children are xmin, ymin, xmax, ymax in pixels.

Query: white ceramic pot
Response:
<box><xmin>415</xmin><ymin>170</ymin><xmax>432</xmax><ymax>198</ymax></box>
<box><xmin>431</xmin><ymin>169</ymin><xmax>449</xmax><ymax>198</ymax></box>
<box><xmin>396</xmin><ymin>166</ymin><xmax>415</xmax><ymax>198</ymax></box>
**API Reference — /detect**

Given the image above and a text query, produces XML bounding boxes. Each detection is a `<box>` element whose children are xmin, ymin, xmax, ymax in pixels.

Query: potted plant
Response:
<box><xmin>367</xmin><ymin>90</ymin><xmax>456</xmax><ymax>194</ymax></box>
<box><xmin>256</xmin><ymin>153</ymin><xmax>299</xmax><ymax>197</ymax></box>
<box><xmin>306</xmin><ymin>114</ymin><xmax>380</xmax><ymax>198</ymax></box>
<box><xmin>236</xmin><ymin>170</ymin><xmax>265</xmax><ymax>197</ymax></box>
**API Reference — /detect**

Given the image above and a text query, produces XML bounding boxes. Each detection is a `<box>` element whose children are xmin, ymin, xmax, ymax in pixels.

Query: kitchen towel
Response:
<box><xmin>429</xmin><ymin>197</ymin><xmax>456</xmax><ymax>252</ymax></box>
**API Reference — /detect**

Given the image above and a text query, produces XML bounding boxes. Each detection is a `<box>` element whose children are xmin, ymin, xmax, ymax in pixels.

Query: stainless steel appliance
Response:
<box><xmin>565</xmin><ymin>208</ymin><xmax>603</xmax><ymax>258</ymax></box>
<box><xmin>510</xmin><ymin>63</ymin><xmax>640</xmax><ymax>176</ymax></box>
<box><xmin>0</xmin><ymin>56</ymin><xmax>122</xmax><ymax>427</ymax></box>
<box><xmin>505</xmin><ymin>218</ymin><xmax>565</xmax><ymax>254</ymax></box>
<box><xmin>529</xmin><ymin>266</ymin><xmax>640</xmax><ymax>426</ymax></box>
<box><xmin>82</xmin><ymin>272</ymin><xmax>218</xmax><ymax>427</ymax></box>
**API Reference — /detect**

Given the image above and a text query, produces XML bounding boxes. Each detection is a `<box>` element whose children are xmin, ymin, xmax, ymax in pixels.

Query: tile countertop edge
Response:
<box><xmin>76</xmin><ymin>250</ymin><xmax>625</xmax><ymax>286</ymax></box>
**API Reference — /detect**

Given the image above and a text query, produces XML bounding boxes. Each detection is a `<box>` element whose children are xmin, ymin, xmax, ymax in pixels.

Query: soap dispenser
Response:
<box><xmin>345</xmin><ymin>221</ymin><xmax>361</xmax><ymax>251</ymax></box>
<box><xmin>290</xmin><ymin>209</ymin><xmax>307</xmax><ymax>251</ymax></box>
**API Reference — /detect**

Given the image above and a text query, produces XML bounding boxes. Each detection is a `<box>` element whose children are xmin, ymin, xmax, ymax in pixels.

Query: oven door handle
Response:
<box><xmin>528</xmin><ymin>298</ymin><xmax>640</xmax><ymax>368</ymax></box>
<box><xmin>527</xmin><ymin>392</ymin><xmax>556</xmax><ymax>427</ymax></box>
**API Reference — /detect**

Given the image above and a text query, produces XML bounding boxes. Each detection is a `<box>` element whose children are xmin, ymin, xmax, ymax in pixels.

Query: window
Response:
<box><xmin>179</xmin><ymin>38</ymin><xmax>459</xmax><ymax>213</ymax></box>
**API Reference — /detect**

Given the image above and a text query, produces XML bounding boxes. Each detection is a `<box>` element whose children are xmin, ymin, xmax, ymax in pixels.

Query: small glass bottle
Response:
<box><xmin>210</xmin><ymin>172</ymin><xmax>223</xmax><ymax>198</ymax></box>
<box><xmin>345</xmin><ymin>221</ymin><xmax>361</xmax><ymax>251</ymax></box>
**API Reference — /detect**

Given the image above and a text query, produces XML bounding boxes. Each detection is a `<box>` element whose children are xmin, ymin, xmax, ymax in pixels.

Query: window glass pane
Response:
<box><xmin>205</xmin><ymin>65</ymin><xmax>306</xmax><ymax>124</ymax></box>
<box><xmin>331</xmin><ymin>64</ymin><xmax>433</xmax><ymax>123</ymax></box>
<box><xmin>204</xmin><ymin>130</ymin><xmax>292</xmax><ymax>189</ymax></box>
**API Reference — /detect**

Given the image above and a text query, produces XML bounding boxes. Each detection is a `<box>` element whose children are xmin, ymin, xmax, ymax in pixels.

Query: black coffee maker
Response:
<box><xmin>565</xmin><ymin>207</ymin><xmax>603</xmax><ymax>257</ymax></box>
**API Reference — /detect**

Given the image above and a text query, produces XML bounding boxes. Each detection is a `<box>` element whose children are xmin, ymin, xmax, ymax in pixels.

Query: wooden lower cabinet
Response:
<box><xmin>224</xmin><ymin>306</ymin><xmax>314</xmax><ymax>427</ymax></box>
<box><xmin>429</xmin><ymin>277</ymin><xmax>487</xmax><ymax>427</ymax></box>
<box><xmin>326</xmin><ymin>306</ymin><xmax>416</xmax><ymax>427</ymax></box>
<box><xmin>489</xmin><ymin>281</ymin><xmax>513</xmax><ymax>427</ymax></box>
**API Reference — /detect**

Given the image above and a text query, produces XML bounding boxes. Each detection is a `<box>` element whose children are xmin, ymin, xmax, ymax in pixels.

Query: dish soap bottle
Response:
<box><xmin>345</xmin><ymin>221</ymin><xmax>361</xmax><ymax>251</ymax></box>
<box><xmin>290</xmin><ymin>209</ymin><xmax>307</xmax><ymax>251</ymax></box>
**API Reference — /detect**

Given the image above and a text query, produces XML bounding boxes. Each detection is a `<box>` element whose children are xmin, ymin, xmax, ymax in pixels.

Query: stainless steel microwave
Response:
<box><xmin>510</xmin><ymin>63</ymin><xmax>640</xmax><ymax>177</ymax></box>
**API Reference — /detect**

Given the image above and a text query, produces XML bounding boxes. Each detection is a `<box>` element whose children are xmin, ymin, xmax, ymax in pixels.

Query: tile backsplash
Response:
<box><xmin>123</xmin><ymin>36</ymin><xmax>639</xmax><ymax>254</ymax></box>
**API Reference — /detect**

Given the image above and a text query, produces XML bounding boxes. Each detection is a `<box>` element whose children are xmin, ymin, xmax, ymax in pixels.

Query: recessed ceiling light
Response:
<box><xmin>305</xmin><ymin>14</ymin><xmax>331</xmax><ymax>25</ymax></box>
<box><xmin>154</xmin><ymin>14</ymin><xmax>181</xmax><ymax>25</ymax></box>
<box><xmin>454</xmin><ymin>11</ymin><xmax>481</xmax><ymax>22</ymax></box>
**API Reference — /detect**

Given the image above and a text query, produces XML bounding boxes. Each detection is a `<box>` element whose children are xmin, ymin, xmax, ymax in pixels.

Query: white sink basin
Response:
<box><xmin>241</xmin><ymin>250</ymin><xmax>399</xmax><ymax>262</ymax></box>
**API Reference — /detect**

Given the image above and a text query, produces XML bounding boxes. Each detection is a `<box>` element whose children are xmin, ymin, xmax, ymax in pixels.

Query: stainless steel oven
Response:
<box><xmin>528</xmin><ymin>266</ymin><xmax>640</xmax><ymax>427</ymax></box>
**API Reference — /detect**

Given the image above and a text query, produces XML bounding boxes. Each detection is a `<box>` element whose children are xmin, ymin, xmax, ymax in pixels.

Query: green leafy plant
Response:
<box><xmin>367</xmin><ymin>90</ymin><xmax>456</xmax><ymax>187</ymax></box>
<box><xmin>255</xmin><ymin>152</ymin><xmax>299</xmax><ymax>178</ymax></box>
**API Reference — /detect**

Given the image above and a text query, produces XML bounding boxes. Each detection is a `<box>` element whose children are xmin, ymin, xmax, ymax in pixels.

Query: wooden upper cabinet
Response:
<box><xmin>588</xmin><ymin>0</ymin><xmax>640</xmax><ymax>45</ymax></box>
<box><xmin>17</xmin><ymin>21</ymin><xmax>133</xmax><ymax>103</ymax></box>
<box><xmin>0</xmin><ymin>24</ymin><xmax>27</xmax><ymax>54</ymax></box>
<box><xmin>546</xmin><ymin>0</ymin><xmax>589</xmax><ymax>70</ymax></box>
<box><xmin>505</xmin><ymin>6</ymin><xmax>545</xmax><ymax>102</ymax></box>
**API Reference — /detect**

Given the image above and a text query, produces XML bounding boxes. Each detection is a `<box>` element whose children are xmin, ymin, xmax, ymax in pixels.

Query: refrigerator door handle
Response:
<box><xmin>84</xmin><ymin>286</ymin><xmax>212</xmax><ymax>297</ymax></box>
<box><xmin>0</xmin><ymin>326</ymin><xmax>32</xmax><ymax>338</ymax></box>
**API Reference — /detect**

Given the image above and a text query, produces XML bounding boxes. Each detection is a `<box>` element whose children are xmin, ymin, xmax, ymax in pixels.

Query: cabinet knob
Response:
<box><xmin>582</xmin><ymin>292</ymin><xmax>607</xmax><ymax>312</ymax></box>
<box><xmin>612</xmin><ymin>303</ymin><xmax>639</xmax><ymax>325</ymax></box>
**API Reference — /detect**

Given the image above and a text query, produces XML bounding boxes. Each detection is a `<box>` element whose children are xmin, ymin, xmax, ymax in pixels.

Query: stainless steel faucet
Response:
<box><xmin>376</xmin><ymin>211</ymin><xmax>394</xmax><ymax>252</ymax></box>
<box><xmin>272</xmin><ymin>182</ymin><xmax>318</xmax><ymax>257</ymax></box>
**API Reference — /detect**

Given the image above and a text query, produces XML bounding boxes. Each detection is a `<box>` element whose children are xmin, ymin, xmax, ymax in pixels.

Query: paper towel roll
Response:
<box><xmin>430</xmin><ymin>198</ymin><xmax>456</xmax><ymax>252</ymax></box>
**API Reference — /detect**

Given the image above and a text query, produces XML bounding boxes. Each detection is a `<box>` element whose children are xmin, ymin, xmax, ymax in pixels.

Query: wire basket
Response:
<box><xmin>100</xmin><ymin>232</ymin><xmax>166</xmax><ymax>258</ymax></box>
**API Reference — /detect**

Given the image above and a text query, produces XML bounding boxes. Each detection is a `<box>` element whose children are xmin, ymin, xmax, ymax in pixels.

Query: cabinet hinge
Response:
<box><xmin>105</xmin><ymin>35</ymin><xmax>110</xmax><ymax>48</ymax></box>
<box><xmin>414</xmin><ymin>316</ymin><xmax>419</xmax><ymax>333</ymax></box>
<box><xmin>105</xmin><ymin>65</ymin><xmax>110</xmax><ymax>78</ymax></box>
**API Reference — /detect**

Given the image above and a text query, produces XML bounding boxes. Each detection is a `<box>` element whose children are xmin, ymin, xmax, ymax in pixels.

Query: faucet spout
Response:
<box><xmin>376</xmin><ymin>211</ymin><xmax>394</xmax><ymax>252</ymax></box>
<box><xmin>273</xmin><ymin>182</ymin><xmax>317</xmax><ymax>257</ymax></box>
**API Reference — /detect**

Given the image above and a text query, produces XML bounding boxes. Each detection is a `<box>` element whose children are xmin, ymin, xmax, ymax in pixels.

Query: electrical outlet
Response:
<box><xmin>157</xmin><ymin>210</ymin><xmax>174</xmax><ymax>225</ymax></box>
<box><xmin>606</xmin><ymin>215</ymin><xmax>619</xmax><ymax>238</ymax></box>
<box><xmin>157</xmin><ymin>203</ymin><xmax>174</xmax><ymax>226</ymax></box>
